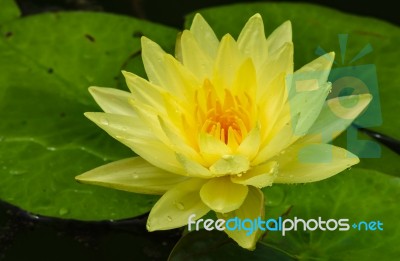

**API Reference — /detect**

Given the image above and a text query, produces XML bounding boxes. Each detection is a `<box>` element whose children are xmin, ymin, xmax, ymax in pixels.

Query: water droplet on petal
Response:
<box><xmin>100</xmin><ymin>118</ymin><xmax>109</xmax><ymax>125</ymax></box>
<box><xmin>264</xmin><ymin>186</ymin><xmax>285</xmax><ymax>207</ymax></box>
<box><xmin>222</xmin><ymin>155</ymin><xmax>232</xmax><ymax>160</ymax></box>
<box><xmin>167</xmin><ymin>216</ymin><xmax>172</xmax><ymax>221</ymax></box>
<box><xmin>236</xmin><ymin>173</ymin><xmax>243</xmax><ymax>177</ymax></box>
<box><xmin>174</xmin><ymin>201</ymin><xmax>185</xmax><ymax>210</ymax></box>
<box><xmin>10</xmin><ymin>169</ymin><xmax>26</xmax><ymax>176</ymax></box>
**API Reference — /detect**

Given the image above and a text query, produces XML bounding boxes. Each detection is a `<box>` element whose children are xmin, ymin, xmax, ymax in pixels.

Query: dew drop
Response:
<box><xmin>115</xmin><ymin>135</ymin><xmax>125</xmax><ymax>140</ymax></box>
<box><xmin>264</xmin><ymin>186</ymin><xmax>285</xmax><ymax>207</ymax></box>
<box><xmin>174</xmin><ymin>201</ymin><xmax>185</xmax><ymax>210</ymax></box>
<box><xmin>30</xmin><ymin>214</ymin><xmax>40</xmax><ymax>220</ymax></box>
<box><xmin>167</xmin><ymin>216</ymin><xmax>172</xmax><ymax>221</ymax></box>
<box><xmin>236</xmin><ymin>173</ymin><xmax>243</xmax><ymax>177</ymax></box>
<box><xmin>200</xmin><ymin>63</ymin><xmax>207</xmax><ymax>71</ymax></box>
<box><xmin>59</xmin><ymin>208</ymin><xmax>69</xmax><ymax>216</ymax></box>
<box><xmin>100</xmin><ymin>118</ymin><xmax>109</xmax><ymax>125</ymax></box>
<box><xmin>222</xmin><ymin>155</ymin><xmax>232</xmax><ymax>160</ymax></box>
<box><xmin>10</xmin><ymin>169</ymin><xmax>26</xmax><ymax>176</ymax></box>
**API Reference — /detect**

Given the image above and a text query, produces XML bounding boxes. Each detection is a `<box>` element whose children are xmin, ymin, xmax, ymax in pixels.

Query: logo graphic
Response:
<box><xmin>317</xmin><ymin>34</ymin><xmax>382</xmax><ymax>158</ymax></box>
<box><xmin>188</xmin><ymin>215</ymin><xmax>384</xmax><ymax>236</ymax></box>
<box><xmin>287</xmin><ymin>34</ymin><xmax>382</xmax><ymax>163</ymax></box>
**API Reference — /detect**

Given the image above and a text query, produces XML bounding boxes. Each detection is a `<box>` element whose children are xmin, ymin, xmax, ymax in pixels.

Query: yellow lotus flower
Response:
<box><xmin>76</xmin><ymin>14</ymin><xmax>371</xmax><ymax>249</ymax></box>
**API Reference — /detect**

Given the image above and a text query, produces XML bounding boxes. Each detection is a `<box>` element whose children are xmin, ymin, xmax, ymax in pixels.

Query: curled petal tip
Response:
<box><xmin>88</xmin><ymin>86</ymin><xmax>100</xmax><ymax>94</ymax></box>
<box><xmin>282</xmin><ymin>20</ymin><xmax>292</xmax><ymax>29</ymax></box>
<box><xmin>193</xmin><ymin>13</ymin><xmax>204</xmax><ymax>20</ymax></box>
<box><xmin>140</xmin><ymin>36</ymin><xmax>156</xmax><ymax>48</ymax></box>
<box><xmin>325</xmin><ymin>51</ymin><xmax>335</xmax><ymax>61</ymax></box>
<box><xmin>249</xmin><ymin>13</ymin><xmax>262</xmax><ymax>20</ymax></box>
<box><xmin>74</xmin><ymin>174</ymin><xmax>83</xmax><ymax>182</ymax></box>
<box><xmin>363</xmin><ymin>93</ymin><xmax>373</xmax><ymax>102</ymax></box>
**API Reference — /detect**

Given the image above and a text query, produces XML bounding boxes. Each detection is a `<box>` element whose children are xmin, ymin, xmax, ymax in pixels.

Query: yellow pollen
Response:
<box><xmin>197</xmin><ymin>79</ymin><xmax>251</xmax><ymax>145</ymax></box>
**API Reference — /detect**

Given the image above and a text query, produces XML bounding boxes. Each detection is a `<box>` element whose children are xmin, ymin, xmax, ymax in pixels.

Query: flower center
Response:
<box><xmin>195</xmin><ymin>79</ymin><xmax>252</xmax><ymax>146</ymax></box>
<box><xmin>203</xmin><ymin>106</ymin><xmax>247</xmax><ymax>145</ymax></box>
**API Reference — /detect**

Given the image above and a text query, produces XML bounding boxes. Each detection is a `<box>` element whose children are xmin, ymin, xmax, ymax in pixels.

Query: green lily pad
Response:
<box><xmin>0</xmin><ymin>0</ymin><xmax>20</xmax><ymax>24</ymax></box>
<box><xmin>0</xmin><ymin>1</ymin><xmax>178</xmax><ymax>220</ymax></box>
<box><xmin>186</xmin><ymin>3</ymin><xmax>400</xmax><ymax>176</ymax></box>
<box><xmin>170</xmin><ymin>168</ymin><xmax>400</xmax><ymax>260</ymax></box>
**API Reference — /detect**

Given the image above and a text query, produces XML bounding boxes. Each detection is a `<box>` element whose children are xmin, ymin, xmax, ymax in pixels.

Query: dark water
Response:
<box><xmin>15</xmin><ymin>0</ymin><xmax>400</xmax><ymax>27</ymax></box>
<box><xmin>0</xmin><ymin>201</ymin><xmax>180</xmax><ymax>260</ymax></box>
